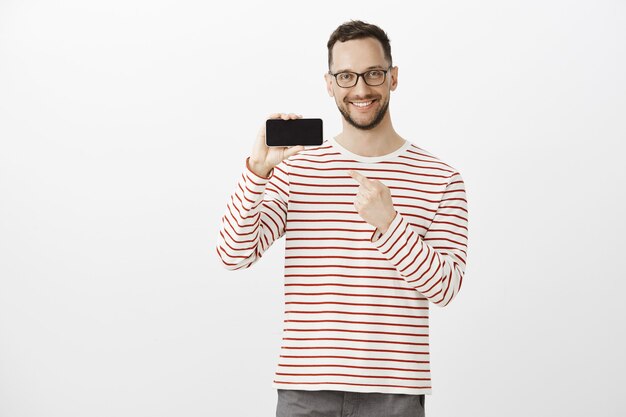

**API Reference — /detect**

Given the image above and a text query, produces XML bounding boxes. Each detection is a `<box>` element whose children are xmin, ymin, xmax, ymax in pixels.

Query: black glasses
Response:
<box><xmin>328</xmin><ymin>65</ymin><xmax>392</xmax><ymax>88</ymax></box>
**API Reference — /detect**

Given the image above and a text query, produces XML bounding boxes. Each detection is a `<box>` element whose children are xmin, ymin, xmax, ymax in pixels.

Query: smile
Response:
<box><xmin>350</xmin><ymin>99</ymin><xmax>377</xmax><ymax>110</ymax></box>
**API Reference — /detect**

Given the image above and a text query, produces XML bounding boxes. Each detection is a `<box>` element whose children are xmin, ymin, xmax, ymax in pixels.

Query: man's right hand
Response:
<box><xmin>248</xmin><ymin>113</ymin><xmax>306</xmax><ymax>178</ymax></box>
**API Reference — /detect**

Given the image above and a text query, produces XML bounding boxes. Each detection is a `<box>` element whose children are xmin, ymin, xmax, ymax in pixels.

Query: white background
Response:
<box><xmin>1</xmin><ymin>1</ymin><xmax>625</xmax><ymax>416</ymax></box>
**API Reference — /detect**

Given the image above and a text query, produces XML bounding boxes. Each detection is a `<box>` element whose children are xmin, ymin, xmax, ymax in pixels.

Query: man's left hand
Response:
<box><xmin>348</xmin><ymin>170</ymin><xmax>397</xmax><ymax>234</ymax></box>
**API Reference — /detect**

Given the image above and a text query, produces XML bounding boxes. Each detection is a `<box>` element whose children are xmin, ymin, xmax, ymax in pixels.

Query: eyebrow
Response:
<box><xmin>334</xmin><ymin>65</ymin><xmax>386</xmax><ymax>73</ymax></box>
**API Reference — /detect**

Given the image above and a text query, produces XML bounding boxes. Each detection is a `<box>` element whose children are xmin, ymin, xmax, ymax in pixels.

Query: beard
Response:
<box><xmin>337</xmin><ymin>94</ymin><xmax>390</xmax><ymax>131</ymax></box>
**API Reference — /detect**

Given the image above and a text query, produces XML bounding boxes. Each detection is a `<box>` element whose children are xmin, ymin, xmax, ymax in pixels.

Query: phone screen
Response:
<box><xmin>266</xmin><ymin>118</ymin><xmax>323</xmax><ymax>147</ymax></box>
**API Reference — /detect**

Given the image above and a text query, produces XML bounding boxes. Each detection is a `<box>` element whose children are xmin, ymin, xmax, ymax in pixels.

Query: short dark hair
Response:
<box><xmin>326</xmin><ymin>20</ymin><xmax>392</xmax><ymax>71</ymax></box>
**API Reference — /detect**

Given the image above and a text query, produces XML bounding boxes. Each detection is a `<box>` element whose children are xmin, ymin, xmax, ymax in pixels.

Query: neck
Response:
<box><xmin>335</xmin><ymin>110</ymin><xmax>405</xmax><ymax>157</ymax></box>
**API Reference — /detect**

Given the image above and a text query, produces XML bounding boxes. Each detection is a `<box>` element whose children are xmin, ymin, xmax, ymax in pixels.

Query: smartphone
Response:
<box><xmin>265</xmin><ymin>118</ymin><xmax>323</xmax><ymax>147</ymax></box>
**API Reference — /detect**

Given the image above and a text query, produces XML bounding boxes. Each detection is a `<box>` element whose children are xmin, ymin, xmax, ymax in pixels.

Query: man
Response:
<box><xmin>216</xmin><ymin>19</ymin><xmax>468</xmax><ymax>417</ymax></box>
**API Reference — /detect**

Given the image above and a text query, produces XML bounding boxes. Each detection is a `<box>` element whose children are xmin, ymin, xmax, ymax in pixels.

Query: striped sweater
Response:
<box><xmin>216</xmin><ymin>136</ymin><xmax>469</xmax><ymax>395</ymax></box>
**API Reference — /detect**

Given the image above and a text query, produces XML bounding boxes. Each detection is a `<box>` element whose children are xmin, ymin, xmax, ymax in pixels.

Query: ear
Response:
<box><xmin>324</xmin><ymin>72</ymin><xmax>335</xmax><ymax>97</ymax></box>
<box><xmin>389</xmin><ymin>66</ymin><xmax>398</xmax><ymax>92</ymax></box>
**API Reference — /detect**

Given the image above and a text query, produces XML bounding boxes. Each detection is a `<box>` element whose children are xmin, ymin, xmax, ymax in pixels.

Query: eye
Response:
<box><xmin>367</xmin><ymin>70</ymin><xmax>384</xmax><ymax>77</ymax></box>
<box><xmin>338</xmin><ymin>73</ymin><xmax>354</xmax><ymax>80</ymax></box>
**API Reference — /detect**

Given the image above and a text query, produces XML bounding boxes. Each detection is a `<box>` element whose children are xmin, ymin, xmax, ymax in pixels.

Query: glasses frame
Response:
<box><xmin>328</xmin><ymin>65</ymin><xmax>393</xmax><ymax>88</ymax></box>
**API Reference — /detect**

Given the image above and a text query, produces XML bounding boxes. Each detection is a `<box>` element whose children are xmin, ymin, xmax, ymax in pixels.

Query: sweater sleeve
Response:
<box><xmin>216</xmin><ymin>156</ymin><xmax>290</xmax><ymax>270</ymax></box>
<box><xmin>369</xmin><ymin>171</ymin><xmax>468</xmax><ymax>307</ymax></box>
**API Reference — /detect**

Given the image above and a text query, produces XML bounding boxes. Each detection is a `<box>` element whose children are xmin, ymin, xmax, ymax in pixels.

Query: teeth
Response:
<box><xmin>352</xmin><ymin>100</ymin><xmax>373</xmax><ymax>107</ymax></box>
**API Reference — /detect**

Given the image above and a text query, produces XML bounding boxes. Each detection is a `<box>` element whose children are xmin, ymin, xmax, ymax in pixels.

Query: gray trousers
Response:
<box><xmin>276</xmin><ymin>389</ymin><xmax>426</xmax><ymax>417</ymax></box>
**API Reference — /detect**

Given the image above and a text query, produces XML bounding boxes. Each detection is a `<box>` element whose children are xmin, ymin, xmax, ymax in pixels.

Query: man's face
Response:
<box><xmin>325</xmin><ymin>37</ymin><xmax>398</xmax><ymax>130</ymax></box>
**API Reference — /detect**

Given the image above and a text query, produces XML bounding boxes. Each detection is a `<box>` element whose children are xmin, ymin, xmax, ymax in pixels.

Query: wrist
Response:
<box><xmin>247</xmin><ymin>157</ymin><xmax>272</xmax><ymax>178</ymax></box>
<box><xmin>377</xmin><ymin>210</ymin><xmax>397</xmax><ymax>234</ymax></box>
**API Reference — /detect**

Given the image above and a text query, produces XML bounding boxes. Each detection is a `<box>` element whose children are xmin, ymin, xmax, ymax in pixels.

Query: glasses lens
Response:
<box><xmin>337</xmin><ymin>72</ymin><xmax>357</xmax><ymax>87</ymax></box>
<box><xmin>364</xmin><ymin>70</ymin><xmax>385</xmax><ymax>86</ymax></box>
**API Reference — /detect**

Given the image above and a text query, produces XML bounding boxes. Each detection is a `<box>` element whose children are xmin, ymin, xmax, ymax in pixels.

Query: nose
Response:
<box><xmin>352</xmin><ymin>74</ymin><xmax>372</xmax><ymax>96</ymax></box>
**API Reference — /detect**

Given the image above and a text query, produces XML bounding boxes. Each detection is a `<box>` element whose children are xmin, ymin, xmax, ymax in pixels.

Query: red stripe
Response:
<box><xmin>284</xmin><ymin>273</ymin><xmax>408</xmax><ymax>283</ymax></box>
<box><xmin>284</xmin><ymin>310</ymin><xmax>428</xmax><ymax>319</ymax></box>
<box><xmin>230</xmin><ymin>194</ymin><xmax>260</xmax><ymax>221</ymax></box>
<box><xmin>283</xmin><ymin>328</ymin><xmax>426</xmax><ymax>337</ymax></box>
<box><xmin>262</xmin><ymin>203</ymin><xmax>285</xmax><ymax>235</ymax></box>
<box><xmin>277</xmin><ymin>363</ymin><xmax>428</xmax><ymax>372</ymax></box>
<box><xmin>273</xmin><ymin>380</ymin><xmax>432</xmax><ymax>389</ymax></box>
<box><xmin>266</xmin><ymin>182</ymin><xmax>288</xmax><ymax>198</ymax></box>
<box><xmin>289</xmin><ymin>173</ymin><xmax>448</xmax><ymax>186</ymax></box>
<box><xmin>286</xmin><ymin>246</ymin><xmax>378</xmax><ymax>251</ymax></box>
<box><xmin>286</xmin><ymin>236</ymin><xmax>371</xmax><ymax>242</ymax></box>
<box><xmin>404</xmin><ymin>148</ymin><xmax>454</xmax><ymax>168</ymax></box>
<box><xmin>244</xmin><ymin>173</ymin><xmax>266</xmax><ymax>187</ymax></box>
<box><xmin>284</xmin><ymin>282</ymin><xmax>422</xmax><ymax>293</ymax></box>
<box><xmin>406</xmin><ymin>245</ymin><xmax>439</xmax><ymax>285</ymax></box>
<box><xmin>285</xmin><ymin>255</ymin><xmax>384</xmax><ymax>260</ymax></box>
<box><xmin>280</xmin><ymin>345</ymin><xmax>429</xmax><ymax>355</ymax></box>
<box><xmin>426</xmin><ymin>228</ymin><xmax>467</xmax><ymax>239</ymax></box>
<box><xmin>286</xmin><ymin>227</ymin><xmax>371</xmax><ymax>232</ymax></box>
<box><xmin>290</xmin><ymin>200</ymin><xmax>354</xmax><ymax>205</ymax></box>
<box><xmin>291</xmin><ymin>182</ymin><xmax>449</xmax><ymax>194</ymax></box>
<box><xmin>285</xmin><ymin>265</ymin><xmax>396</xmax><ymax>271</ymax></box>
<box><xmin>216</xmin><ymin>244</ymin><xmax>248</xmax><ymax>260</ymax></box>
<box><xmin>284</xmin><ymin>301</ymin><xmax>427</xmax><ymax>310</ymax></box>
<box><xmin>382</xmin><ymin>225</ymin><xmax>411</xmax><ymax>257</ymax></box>
<box><xmin>290</xmin><ymin>190</ymin><xmax>441</xmax><ymax>205</ymax></box>
<box><xmin>275</xmin><ymin>372</ymin><xmax>428</xmax><ymax>381</ymax></box>
<box><xmin>280</xmin><ymin>355</ymin><xmax>429</xmax><ymax>364</ymax></box>
<box><xmin>284</xmin><ymin>292</ymin><xmax>424</xmax><ymax>302</ymax></box>
<box><xmin>432</xmin><ymin>212</ymin><xmax>468</xmax><ymax>222</ymax></box>
<box><xmin>284</xmin><ymin>217</ymin><xmax>364</xmax><ymax>223</ymax></box>
<box><xmin>259</xmin><ymin>218</ymin><xmax>276</xmax><ymax>243</ymax></box>
<box><xmin>284</xmin><ymin>319</ymin><xmax>427</xmax><ymax>328</ymax></box>
<box><xmin>223</xmin><ymin>214</ymin><xmax>259</xmax><ymax>238</ymax></box>
<box><xmin>288</xmin><ymin>209</ymin><xmax>358</xmax><ymax>214</ymax></box>
<box><xmin>282</xmin><ymin>337</ymin><xmax>426</xmax><ymax>346</ymax></box>
<box><xmin>291</xmin><ymin>157</ymin><xmax>452</xmax><ymax>174</ymax></box>
<box><xmin>402</xmin><ymin>241</ymin><xmax>430</xmax><ymax>279</ymax></box>
<box><xmin>219</xmin><ymin>229</ymin><xmax>254</xmax><ymax>250</ymax></box>
<box><xmin>288</xmin><ymin>163</ymin><xmax>451</xmax><ymax>179</ymax></box>
<box><xmin>377</xmin><ymin>218</ymin><xmax>403</xmax><ymax>248</ymax></box>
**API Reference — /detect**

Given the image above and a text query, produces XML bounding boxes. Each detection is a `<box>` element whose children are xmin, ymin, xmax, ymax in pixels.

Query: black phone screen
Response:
<box><xmin>265</xmin><ymin>118</ymin><xmax>323</xmax><ymax>147</ymax></box>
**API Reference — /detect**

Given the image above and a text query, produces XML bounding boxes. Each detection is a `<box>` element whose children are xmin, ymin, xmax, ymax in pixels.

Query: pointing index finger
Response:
<box><xmin>348</xmin><ymin>170</ymin><xmax>371</xmax><ymax>186</ymax></box>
